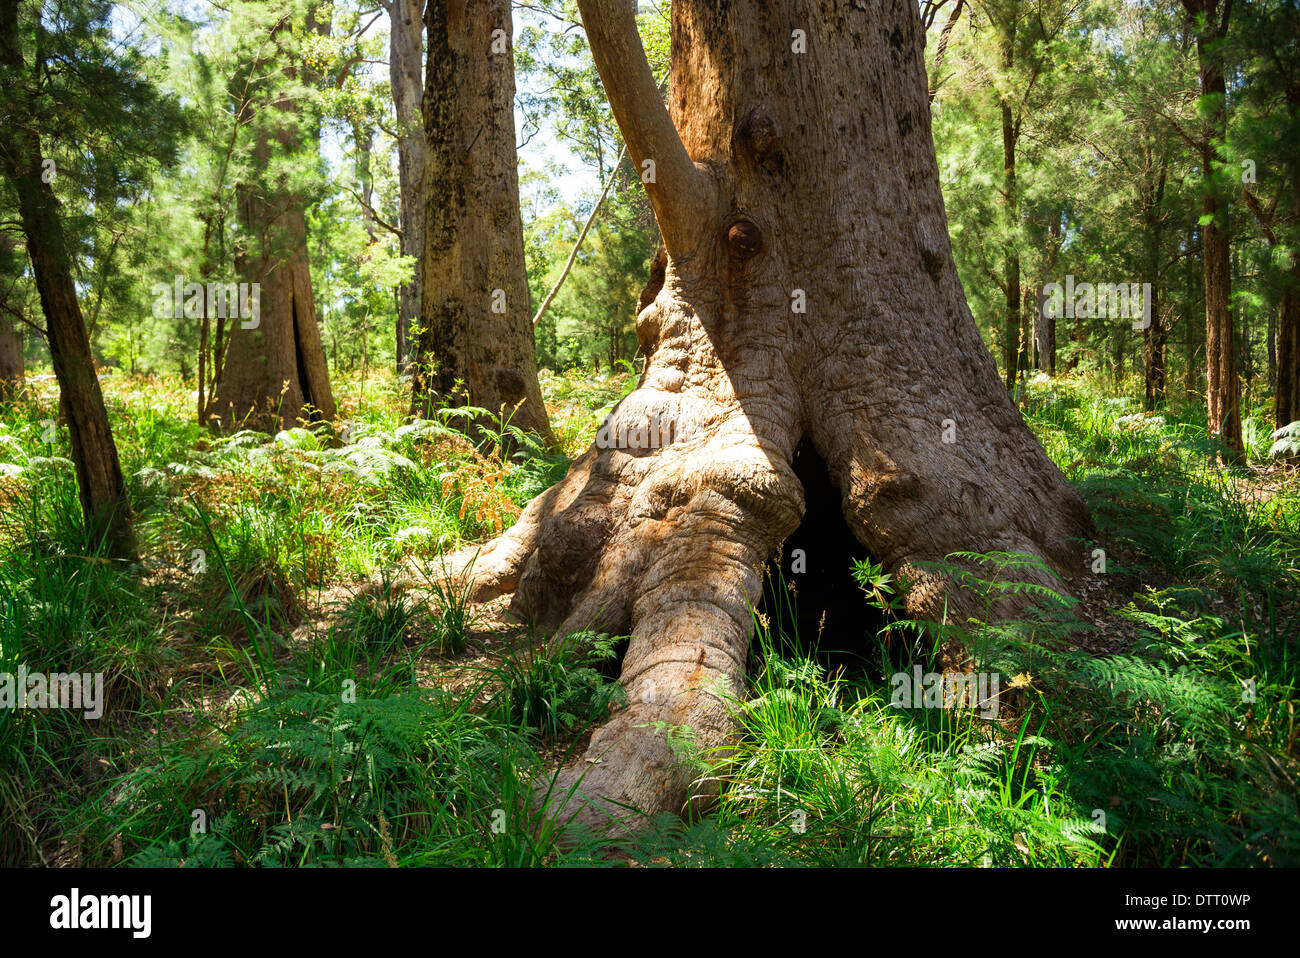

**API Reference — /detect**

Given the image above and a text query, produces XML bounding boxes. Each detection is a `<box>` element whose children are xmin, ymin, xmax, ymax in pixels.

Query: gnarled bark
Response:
<box><xmin>455</xmin><ymin>0</ymin><xmax>1092</xmax><ymax>837</ymax></box>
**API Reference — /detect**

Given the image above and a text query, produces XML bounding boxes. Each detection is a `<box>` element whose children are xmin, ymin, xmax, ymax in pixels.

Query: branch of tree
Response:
<box><xmin>575</xmin><ymin>0</ymin><xmax>706</xmax><ymax>254</ymax></box>
<box><xmin>533</xmin><ymin>141</ymin><xmax>629</xmax><ymax>329</ymax></box>
<box><xmin>343</xmin><ymin>186</ymin><xmax>403</xmax><ymax>239</ymax></box>
<box><xmin>1242</xmin><ymin>187</ymin><xmax>1278</xmax><ymax>245</ymax></box>
<box><xmin>928</xmin><ymin>0</ymin><xmax>964</xmax><ymax>104</ymax></box>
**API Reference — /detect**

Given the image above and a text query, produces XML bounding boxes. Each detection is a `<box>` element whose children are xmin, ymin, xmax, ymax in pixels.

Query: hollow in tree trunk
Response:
<box><xmin>454</xmin><ymin>0</ymin><xmax>1092</xmax><ymax>835</ymax></box>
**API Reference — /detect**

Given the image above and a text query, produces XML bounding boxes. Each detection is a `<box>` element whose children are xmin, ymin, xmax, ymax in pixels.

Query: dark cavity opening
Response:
<box><xmin>756</xmin><ymin>439</ymin><xmax>886</xmax><ymax>678</ymax></box>
<box><xmin>291</xmin><ymin>293</ymin><xmax>317</xmax><ymax>418</ymax></box>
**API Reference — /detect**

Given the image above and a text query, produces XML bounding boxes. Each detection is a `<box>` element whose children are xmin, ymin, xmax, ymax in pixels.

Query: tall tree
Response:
<box><xmin>1031</xmin><ymin>209</ymin><xmax>1062</xmax><ymax>375</ymax></box>
<box><xmin>452</xmin><ymin>0</ymin><xmax>1092</xmax><ymax>834</ymax></box>
<box><xmin>1182</xmin><ymin>0</ymin><xmax>1242</xmax><ymax>461</ymax></box>
<box><xmin>411</xmin><ymin>0</ymin><xmax>554</xmax><ymax>443</ymax></box>
<box><xmin>979</xmin><ymin>0</ymin><xmax>1085</xmax><ymax>391</ymax></box>
<box><xmin>0</xmin><ymin>0</ymin><xmax>177</xmax><ymax>557</ymax></box>
<box><xmin>1236</xmin><ymin>0</ymin><xmax>1300</xmax><ymax>433</ymax></box>
<box><xmin>206</xmin><ymin>2</ymin><xmax>336</xmax><ymax>434</ymax></box>
<box><xmin>381</xmin><ymin>0</ymin><xmax>424</xmax><ymax>374</ymax></box>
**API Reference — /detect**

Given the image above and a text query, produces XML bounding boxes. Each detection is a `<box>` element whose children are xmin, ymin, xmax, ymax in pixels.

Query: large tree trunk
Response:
<box><xmin>450</xmin><ymin>0</ymin><xmax>1092</xmax><ymax>836</ymax></box>
<box><xmin>387</xmin><ymin>0</ymin><xmax>424</xmax><ymax>375</ymax></box>
<box><xmin>0</xmin><ymin>4</ymin><xmax>133</xmax><ymax>558</ymax></box>
<box><xmin>1184</xmin><ymin>0</ymin><xmax>1242</xmax><ymax>461</ymax></box>
<box><xmin>411</xmin><ymin>0</ymin><xmax>554</xmax><ymax>444</ymax></box>
<box><xmin>207</xmin><ymin>11</ymin><xmax>336</xmax><ymax>434</ymax></box>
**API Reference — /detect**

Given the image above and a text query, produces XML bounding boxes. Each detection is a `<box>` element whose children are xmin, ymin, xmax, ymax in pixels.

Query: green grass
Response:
<box><xmin>489</xmin><ymin>630</ymin><xmax>627</xmax><ymax>741</ymax></box>
<box><xmin>0</xmin><ymin>368</ymin><xmax>1296</xmax><ymax>866</ymax></box>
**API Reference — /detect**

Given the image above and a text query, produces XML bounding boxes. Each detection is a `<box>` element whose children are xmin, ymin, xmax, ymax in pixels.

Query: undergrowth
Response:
<box><xmin>0</xmin><ymin>369</ymin><xmax>1296</xmax><ymax>866</ymax></box>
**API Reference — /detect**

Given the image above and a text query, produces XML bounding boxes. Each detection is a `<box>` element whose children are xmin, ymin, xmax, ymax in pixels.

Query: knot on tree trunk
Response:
<box><xmin>726</xmin><ymin>219</ymin><xmax>763</xmax><ymax>259</ymax></box>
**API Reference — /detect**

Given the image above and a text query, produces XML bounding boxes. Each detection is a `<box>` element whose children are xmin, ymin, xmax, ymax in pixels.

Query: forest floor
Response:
<box><xmin>1</xmin><ymin>367</ymin><xmax>1297</xmax><ymax>866</ymax></box>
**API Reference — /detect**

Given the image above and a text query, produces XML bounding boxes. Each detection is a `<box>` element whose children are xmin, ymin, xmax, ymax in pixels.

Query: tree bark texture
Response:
<box><xmin>450</xmin><ymin>0</ymin><xmax>1092</xmax><ymax>836</ymax></box>
<box><xmin>412</xmin><ymin>0</ymin><xmax>554</xmax><ymax>444</ymax></box>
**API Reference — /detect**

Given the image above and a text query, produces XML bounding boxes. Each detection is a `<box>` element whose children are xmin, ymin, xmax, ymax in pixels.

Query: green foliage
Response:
<box><xmin>3</xmin><ymin>0</ymin><xmax>1300</xmax><ymax>871</ymax></box>
<box><xmin>2</xmin><ymin>365</ymin><xmax>1297</xmax><ymax>868</ymax></box>
<box><xmin>491</xmin><ymin>631</ymin><xmax>627</xmax><ymax>741</ymax></box>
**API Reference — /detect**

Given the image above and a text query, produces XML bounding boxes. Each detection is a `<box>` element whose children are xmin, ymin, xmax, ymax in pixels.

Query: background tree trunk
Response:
<box><xmin>1184</xmin><ymin>0</ymin><xmax>1242</xmax><ymax>461</ymax></box>
<box><xmin>387</xmin><ymin>0</ymin><xmax>425</xmax><ymax>375</ymax></box>
<box><xmin>207</xmin><ymin>11</ymin><xmax>336</xmax><ymax>434</ymax></box>
<box><xmin>1276</xmin><ymin>240</ymin><xmax>1299</xmax><ymax>429</ymax></box>
<box><xmin>1183</xmin><ymin>220</ymin><xmax>1203</xmax><ymax>397</ymax></box>
<box><xmin>1142</xmin><ymin>153</ymin><xmax>1168</xmax><ymax>411</ymax></box>
<box><xmin>1033</xmin><ymin>212</ymin><xmax>1060</xmax><ymax>376</ymax></box>
<box><xmin>0</xmin><ymin>315</ymin><xmax>20</xmax><ymax>400</ymax></box>
<box><xmin>411</xmin><ymin>0</ymin><xmax>554</xmax><ymax>444</ymax></box>
<box><xmin>999</xmin><ymin>29</ymin><xmax>1022</xmax><ymax>392</ymax></box>
<box><xmin>1275</xmin><ymin>156</ymin><xmax>1300</xmax><ymax>431</ymax></box>
<box><xmin>453</xmin><ymin>0</ymin><xmax>1092</xmax><ymax>836</ymax></box>
<box><xmin>0</xmin><ymin>233</ymin><xmax>22</xmax><ymax>400</ymax></box>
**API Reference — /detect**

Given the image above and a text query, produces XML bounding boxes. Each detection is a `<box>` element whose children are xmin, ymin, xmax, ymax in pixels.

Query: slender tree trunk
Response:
<box><xmin>999</xmin><ymin>29</ymin><xmax>1021</xmax><ymax>391</ymax></box>
<box><xmin>1184</xmin><ymin>0</ymin><xmax>1242</xmax><ymax>461</ymax></box>
<box><xmin>0</xmin><ymin>233</ymin><xmax>22</xmax><ymax>400</ymax></box>
<box><xmin>1275</xmin><ymin>143</ymin><xmax>1300</xmax><ymax>430</ymax></box>
<box><xmin>1242</xmin><ymin>174</ymin><xmax>1299</xmax><ymax>433</ymax></box>
<box><xmin>387</xmin><ymin>0</ymin><xmax>424</xmax><ymax>374</ymax></box>
<box><xmin>450</xmin><ymin>0</ymin><xmax>1092</xmax><ymax>836</ymax></box>
<box><xmin>353</xmin><ymin>121</ymin><xmax>378</xmax><ymax>246</ymax></box>
<box><xmin>412</xmin><ymin>0</ymin><xmax>554</xmax><ymax>445</ymax></box>
<box><xmin>0</xmin><ymin>2</ymin><xmax>133</xmax><ymax>557</ymax></box>
<box><xmin>0</xmin><ymin>315</ymin><xmax>22</xmax><ymax>401</ymax></box>
<box><xmin>1203</xmin><ymin>172</ymin><xmax>1241</xmax><ymax>457</ymax></box>
<box><xmin>532</xmin><ymin>143</ymin><xmax>627</xmax><ymax>331</ymax></box>
<box><xmin>196</xmin><ymin>216</ymin><xmax>216</xmax><ymax>424</ymax></box>
<box><xmin>926</xmin><ymin>0</ymin><xmax>965</xmax><ymax>105</ymax></box>
<box><xmin>1267</xmin><ymin>307</ymin><xmax>1276</xmax><ymax>390</ymax></box>
<box><xmin>1277</xmin><ymin>230</ymin><xmax>1300</xmax><ymax>428</ymax></box>
<box><xmin>1033</xmin><ymin>211</ymin><xmax>1060</xmax><ymax>375</ymax></box>
<box><xmin>1142</xmin><ymin>154</ymin><xmax>1167</xmax><ymax>411</ymax></box>
<box><xmin>1183</xmin><ymin>220</ymin><xmax>1202</xmax><ymax>396</ymax></box>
